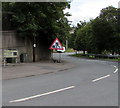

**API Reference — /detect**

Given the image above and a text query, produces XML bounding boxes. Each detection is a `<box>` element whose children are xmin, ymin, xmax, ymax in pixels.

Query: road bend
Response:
<box><xmin>2</xmin><ymin>53</ymin><xmax>118</xmax><ymax>106</ymax></box>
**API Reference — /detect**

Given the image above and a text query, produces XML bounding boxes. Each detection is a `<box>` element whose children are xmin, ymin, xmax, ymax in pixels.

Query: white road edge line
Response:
<box><xmin>9</xmin><ymin>86</ymin><xmax>75</xmax><ymax>103</ymax></box>
<box><xmin>92</xmin><ymin>75</ymin><xmax>110</xmax><ymax>82</ymax></box>
<box><xmin>111</xmin><ymin>65</ymin><xmax>118</xmax><ymax>73</ymax></box>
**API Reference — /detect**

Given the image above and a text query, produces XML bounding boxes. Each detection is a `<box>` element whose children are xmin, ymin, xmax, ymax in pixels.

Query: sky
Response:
<box><xmin>64</xmin><ymin>0</ymin><xmax>119</xmax><ymax>26</ymax></box>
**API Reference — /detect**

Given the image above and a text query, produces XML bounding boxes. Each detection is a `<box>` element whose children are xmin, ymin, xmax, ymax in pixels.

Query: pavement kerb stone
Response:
<box><xmin>2</xmin><ymin>61</ymin><xmax>75</xmax><ymax>80</ymax></box>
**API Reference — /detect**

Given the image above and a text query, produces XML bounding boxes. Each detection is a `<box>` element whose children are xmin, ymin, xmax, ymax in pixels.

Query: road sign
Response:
<box><xmin>49</xmin><ymin>38</ymin><xmax>63</xmax><ymax>50</ymax></box>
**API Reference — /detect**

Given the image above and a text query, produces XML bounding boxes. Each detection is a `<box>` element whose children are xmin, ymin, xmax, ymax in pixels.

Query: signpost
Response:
<box><xmin>49</xmin><ymin>38</ymin><xmax>63</xmax><ymax>62</ymax></box>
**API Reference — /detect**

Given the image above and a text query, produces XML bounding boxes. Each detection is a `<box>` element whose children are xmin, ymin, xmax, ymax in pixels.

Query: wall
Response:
<box><xmin>2</xmin><ymin>31</ymin><xmax>51</xmax><ymax>63</ymax></box>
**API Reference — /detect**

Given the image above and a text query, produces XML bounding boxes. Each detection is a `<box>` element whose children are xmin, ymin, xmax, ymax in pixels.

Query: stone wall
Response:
<box><xmin>2</xmin><ymin>31</ymin><xmax>51</xmax><ymax>63</ymax></box>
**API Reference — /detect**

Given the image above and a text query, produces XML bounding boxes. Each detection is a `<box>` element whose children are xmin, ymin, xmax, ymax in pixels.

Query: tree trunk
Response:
<box><xmin>112</xmin><ymin>50</ymin><xmax>114</xmax><ymax>55</ymax></box>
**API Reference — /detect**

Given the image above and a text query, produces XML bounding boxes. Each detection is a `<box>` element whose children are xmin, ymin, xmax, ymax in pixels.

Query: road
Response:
<box><xmin>2</xmin><ymin>53</ymin><xmax>118</xmax><ymax>106</ymax></box>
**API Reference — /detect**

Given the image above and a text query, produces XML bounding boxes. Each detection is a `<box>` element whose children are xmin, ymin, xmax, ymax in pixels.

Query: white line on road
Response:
<box><xmin>92</xmin><ymin>75</ymin><xmax>110</xmax><ymax>82</ymax></box>
<box><xmin>111</xmin><ymin>65</ymin><xmax>118</xmax><ymax>73</ymax></box>
<box><xmin>9</xmin><ymin>86</ymin><xmax>75</xmax><ymax>103</ymax></box>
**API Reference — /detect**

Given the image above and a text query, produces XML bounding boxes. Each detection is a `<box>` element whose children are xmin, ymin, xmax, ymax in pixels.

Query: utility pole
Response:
<box><xmin>66</xmin><ymin>40</ymin><xmax>68</xmax><ymax>49</ymax></box>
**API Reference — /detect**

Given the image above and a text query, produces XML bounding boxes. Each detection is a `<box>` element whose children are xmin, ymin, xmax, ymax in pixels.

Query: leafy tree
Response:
<box><xmin>73</xmin><ymin>6</ymin><xmax>120</xmax><ymax>55</ymax></box>
<box><xmin>2</xmin><ymin>2</ymin><xmax>71</xmax><ymax>61</ymax></box>
<box><xmin>91</xmin><ymin>18</ymin><xmax>113</xmax><ymax>54</ymax></box>
<box><xmin>74</xmin><ymin>22</ymin><xmax>94</xmax><ymax>54</ymax></box>
<box><xmin>68</xmin><ymin>27</ymin><xmax>75</xmax><ymax>49</ymax></box>
<box><xmin>2</xmin><ymin>2</ymin><xmax>70</xmax><ymax>42</ymax></box>
<box><xmin>69</xmin><ymin>21</ymin><xmax>86</xmax><ymax>50</ymax></box>
<box><xmin>99</xmin><ymin>6</ymin><xmax>120</xmax><ymax>54</ymax></box>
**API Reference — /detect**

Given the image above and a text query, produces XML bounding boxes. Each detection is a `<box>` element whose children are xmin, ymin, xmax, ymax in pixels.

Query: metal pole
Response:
<box><xmin>59</xmin><ymin>53</ymin><xmax>61</xmax><ymax>63</ymax></box>
<box><xmin>51</xmin><ymin>50</ymin><xmax>53</xmax><ymax>60</ymax></box>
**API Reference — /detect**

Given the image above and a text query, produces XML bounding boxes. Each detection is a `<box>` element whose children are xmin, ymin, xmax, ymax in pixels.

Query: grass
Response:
<box><xmin>71</xmin><ymin>53</ymin><xmax>119</xmax><ymax>62</ymax></box>
<box><xmin>65</xmin><ymin>48</ymin><xmax>74</xmax><ymax>52</ymax></box>
<box><xmin>52</xmin><ymin>48</ymin><xmax>74</xmax><ymax>53</ymax></box>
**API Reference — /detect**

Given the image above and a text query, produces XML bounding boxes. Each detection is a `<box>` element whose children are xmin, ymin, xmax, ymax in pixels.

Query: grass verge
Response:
<box><xmin>71</xmin><ymin>53</ymin><xmax>119</xmax><ymax>62</ymax></box>
<box><xmin>65</xmin><ymin>48</ymin><xmax>74</xmax><ymax>52</ymax></box>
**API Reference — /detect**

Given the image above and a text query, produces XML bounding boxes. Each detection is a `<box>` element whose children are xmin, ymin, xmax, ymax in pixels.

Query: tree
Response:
<box><xmin>116</xmin><ymin>8</ymin><xmax>120</xmax><ymax>54</ymax></box>
<box><xmin>91</xmin><ymin>18</ymin><xmax>113</xmax><ymax>54</ymax></box>
<box><xmin>71</xmin><ymin>6</ymin><xmax>120</xmax><ymax>55</ymax></box>
<box><xmin>99</xmin><ymin>6</ymin><xmax>120</xmax><ymax>54</ymax></box>
<box><xmin>74</xmin><ymin>22</ymin><xmax>94</xmax><ymax>54</ymax></box>
<box><xmin>68</xmin><ymin>21</ymin><xmax>86</xmax><ymax>50</ymax></box>
<box><xmin>2</xmin><ymin>2</ymin><xmax>71</xmax><ymax>61</ymax></box>
<box><xmin>2</xmin><ymin>2</ymin><xmax>70</xmax><ymax>39</ymax></box>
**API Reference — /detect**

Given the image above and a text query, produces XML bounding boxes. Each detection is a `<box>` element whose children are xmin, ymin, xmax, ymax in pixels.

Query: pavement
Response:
<box><xmin>2</xmin><ymin>53</ymin><xmax>118</xmax><ymax>106</ymax></box>
<box><xmin>2</xmin><ymin>59</ymin><xmax>75</xmax><ymax>80</ymax></box>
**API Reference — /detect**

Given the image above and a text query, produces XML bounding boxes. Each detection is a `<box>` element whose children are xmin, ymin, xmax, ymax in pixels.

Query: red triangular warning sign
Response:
<box><xmin>49</xmin><ymin>38</ymin><xmax>63</xmax><ymax>50</ymax></box>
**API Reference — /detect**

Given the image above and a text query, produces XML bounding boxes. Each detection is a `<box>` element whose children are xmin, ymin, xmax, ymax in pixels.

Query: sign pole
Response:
<box><xmin>51</xmin><ymin>50</ymin><xmax>53</xmax><ymax>60</ymax></box>
<box><xmin>59</xmin><ymin>53</ymin><xmax>61</xmax><ymax>63</ymax></box>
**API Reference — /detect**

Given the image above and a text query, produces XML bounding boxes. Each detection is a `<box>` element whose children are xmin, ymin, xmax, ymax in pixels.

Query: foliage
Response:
<box><xmin>2</xmin><ymin>2</ymin><xmax>71</xmax><ymax>44</ymax></box>
<box><xmin>71</xmin><ymin>54</ymin><xmax>119</xmax><ymax>62</ymax></box>
<box><xmin>68</xmin><ymin>21</ymin><xmax>86</xmax><ymax>49</ymax></box>
<box><xmin>71</xmin><ymin>6</ymin><xmax>120</xmax><ymax>55</ymax></box>
<box><xmin>99</xmin><ymin>6</ymin><xmax>120</xmax><ymax>54</ymax></box>
<box><xmin>74</xmin><ymin>22</ymin><xmax>94</xmax><ymax>53</ymax></box>
<box><xmin>91</xmin><ymin>18</ymin><xmax>113</xmax><ymax>54</ymax></box>
<box><xmin>65</xmin><ymin>48</ymin><xmax>74</xmax><ymax>52</ymax></box>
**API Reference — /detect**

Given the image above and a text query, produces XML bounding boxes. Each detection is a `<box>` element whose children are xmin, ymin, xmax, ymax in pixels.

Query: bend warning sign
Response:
<box><xmin>49</xmin><ymin>38</ymin><xmax>63</xmax><ymax>50</ymax></box>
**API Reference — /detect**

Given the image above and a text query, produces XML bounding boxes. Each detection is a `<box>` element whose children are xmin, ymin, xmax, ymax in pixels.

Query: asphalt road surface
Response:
<box><xmin>2</xmin><ymin>53</ymin><xmax>118</xmax><ymax>106</ymax></box>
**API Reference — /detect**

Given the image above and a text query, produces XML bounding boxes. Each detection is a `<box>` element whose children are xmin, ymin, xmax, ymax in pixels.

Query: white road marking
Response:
<box><xmin>9</xmin><ymin>86</ymin><xmax>75</xmax><ymax>103</ymax></box>
<box><xmin>92</xmin><ymin>75</ymin><xmax>110</xmax><ymax>82</ymax></box>
<box><xmin>111</xmin><ymin>65</ymin><xmax>118</xmax><ymax>73</ymax></box>
<box><xmin>114</xmin><ymin>68</ymin><xmax>118</xmax><ymax>73</ymax></box>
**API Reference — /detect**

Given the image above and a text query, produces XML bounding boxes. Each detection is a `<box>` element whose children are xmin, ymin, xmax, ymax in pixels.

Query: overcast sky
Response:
<box><xmin>64</xmin><ymin>0</ymin><xmax>119</xmax><ymax>26</ymax></box>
